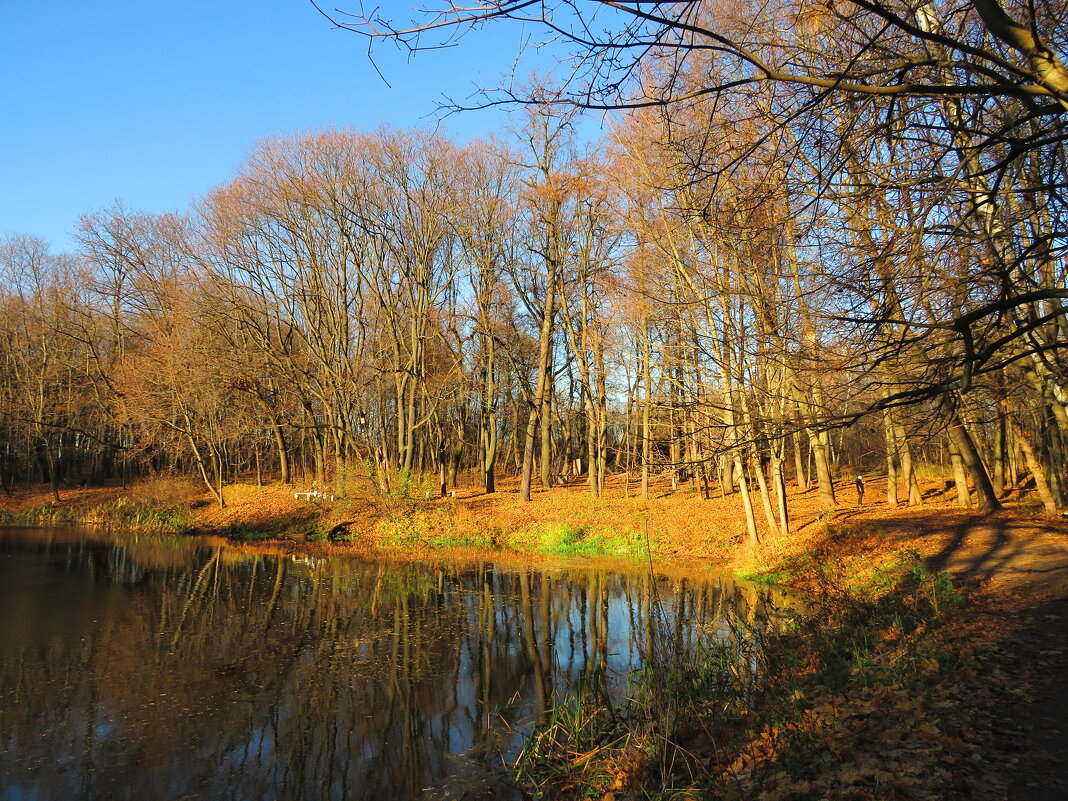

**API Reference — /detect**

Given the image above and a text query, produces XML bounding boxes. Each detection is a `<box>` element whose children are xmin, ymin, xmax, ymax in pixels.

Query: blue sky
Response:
<box><xmin>1</xmin><ymin>1</ymin><xmax>578</xmax><ymax>252</ymax></box>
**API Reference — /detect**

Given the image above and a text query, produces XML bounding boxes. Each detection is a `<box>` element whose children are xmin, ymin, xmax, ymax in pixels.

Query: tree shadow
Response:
<box><xmin>810</xmin><ymin>508</ymin><xmax>1068</xmax><ymax>596</ymax></box>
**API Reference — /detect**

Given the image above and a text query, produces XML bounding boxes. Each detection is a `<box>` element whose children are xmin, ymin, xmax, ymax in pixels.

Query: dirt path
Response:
<box><xmin>819</xmin><ymin>506</ymin><xmax>1068</xmax><ymax>800</ymax></box>
<box><xmin>849</xmin><ymin>508</ymin><xmax>1068</xmax><ymax>597</ymax></box>
<box><xmin>997</xmin><ymin>596</ymin><xmax>1068</xmax><ymax>801</ymax></box>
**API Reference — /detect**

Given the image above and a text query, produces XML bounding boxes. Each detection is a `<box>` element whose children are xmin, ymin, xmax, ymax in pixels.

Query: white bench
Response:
<box><xmin>294</xmin><ymin>490</ymin><xmax>335</xmax><ymax>502</ymax></box>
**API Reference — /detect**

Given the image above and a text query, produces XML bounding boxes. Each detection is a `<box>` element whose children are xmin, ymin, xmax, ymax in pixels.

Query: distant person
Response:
<box><xmin>856</xmin><ymin>475</ymin><xmax>865</xmax><ymax>505</ymax></box>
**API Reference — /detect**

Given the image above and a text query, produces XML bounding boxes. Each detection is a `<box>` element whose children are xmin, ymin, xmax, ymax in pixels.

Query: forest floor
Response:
<box><xmin>782</xmin><ymin>482</ymin><xmax>1068</xmax><ymax>799</ymax></box>
<box><xmin>1</xmin><ymin>471</ymin><xmax>1066</xmax><ymax>799</ymax></box>
<box><xmin>762</xmin><ymin>506</ymin><xmax>1068</xmax><ymax>801</ymax></box>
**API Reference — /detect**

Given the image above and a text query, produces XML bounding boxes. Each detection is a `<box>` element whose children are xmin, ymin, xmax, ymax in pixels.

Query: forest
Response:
<box><xmin>2</xmin><ymin>0</ymin><xmax>1068</xmax><ymax>545</ymax></box>
<box><xmin>3</xmin><ymin>3</ymin><xmax>1068</xmax><ymax>799</ymax></box>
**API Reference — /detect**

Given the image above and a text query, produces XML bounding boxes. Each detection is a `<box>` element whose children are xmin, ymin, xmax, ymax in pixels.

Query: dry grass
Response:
<box><xmin>125</xmin><ymin>475</ymin><xmax>202</xmax><ymax>507</ymax></box>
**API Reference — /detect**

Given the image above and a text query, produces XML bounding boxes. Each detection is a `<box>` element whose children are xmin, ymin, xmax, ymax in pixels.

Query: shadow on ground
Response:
<box><xmin>824</xmin><ymin>509</ymin><xmax>1068</xmax><ymax>597</ymax></box>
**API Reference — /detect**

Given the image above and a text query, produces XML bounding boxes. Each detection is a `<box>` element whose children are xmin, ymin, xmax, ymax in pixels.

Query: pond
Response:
<box><xmin>0</xmin><ymin>526</ymin><xmax>792</xmax><ymax>801</ymax></box>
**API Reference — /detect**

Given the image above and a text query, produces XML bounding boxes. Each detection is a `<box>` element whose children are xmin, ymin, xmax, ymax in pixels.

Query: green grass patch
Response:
<box><xmin>734</xmin><ymin>567</ymin><xmax>790</xmax><ymax>585</ymax></box>
<box><xmin>376</xmin><ymin>505</ymin><xmax>494</xmax><ymax>549</ymax></box>
<box><xmin>94</xmin><ymin>498</ymin><xmax>196</xmax><ymax>533</ymax></box>
<box><xmin>0</xmin><ymin>498</ymin><xmax>195</xmax><ymax>533</ymax></box>
<box><xmin>0</xmin><ymin>505</ymin><xmax>81</xmax><ymax>525</ymax></box>
<box><xmin>226</xmin><ymin>524</ymin><xmax>275</xmax><ymax>542</ymax></box>
<box><xmin>535</xmin><ymin>523</ymin><xmax>649</xmax><ymax>558</ymax></box>
<box><xmin>536</xmin><ymin>523</ymin><xmax>598</xmax><ymax>555</ymax></box>
<box><xmin>424</xmin><ymin>531</ymin><xmax>496</xmax><ymax>548</ymax></box>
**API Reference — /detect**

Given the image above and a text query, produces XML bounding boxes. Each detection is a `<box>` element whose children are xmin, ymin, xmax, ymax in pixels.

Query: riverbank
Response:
<box><xmin>2</xmin><ymin>473</ymin><xmax>1065</xmax><ymax>592</ymax></box>
<box><xmin>509</xmin><ymin>535</ymin><xmax>1068</xmax><ymax>801</ymax></box>
<box><xmin>2</xmin><ymin>474</ymin><xmax>1066</xmax><ymax>800</ymax></box>
<box><xmin>0</xmin><ymin>472</ymin><xmax>780</xmax><ymax>558</ymax></box>
<box><xmin>1</xmin><ymin>470</ymin><xmax>1061</xmax><ymax>564</ymax></box>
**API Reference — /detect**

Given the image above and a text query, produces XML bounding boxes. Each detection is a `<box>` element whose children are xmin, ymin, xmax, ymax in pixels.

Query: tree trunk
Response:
<box><xmin>519</xmin><ymin>405</ymin><xmax>540</xmax><ymax>503</ymax></box>
<box><xmin>0</xmin><ymin>453</ymin><xmax>10</xmax><ymax>498</ymax></box>
<box><xmin>584</xmin><ymin>396</ymin><xmax>599</xmax><ymax>497</ymax></box>
<box><xmin>792</xmin><ymin>430</ymin><xmax>808</xmax><ymax>491</ymax></box>
<box><xmin>520</xmin><ymin>250</ymin><xmax>556</xmax><ymax>502</ymax></box>
<box><xmin>187</xmin><ymin>433</ymin><xmax>224</xmax><ymax>508</ymax></box>
<box><xmin>751</xmin><ymin>446</ymin><xmax>780</xmax><ymax>538</ymax></box>
<box><xmin>948</xmin><ymin>436</ymin><xmax>972</xmax><ymax>508</ymax></box>
<box><xmin>438</xmin><ymin>439</ymin><xmax>448</xmax><ymax>498</ymax></box>
<box><xmin>734</xmin><ymin>453</ymin><xmax>760</xmax><ymax>547</ymax></box>
<box><xmin>896</xmin><ymin>424</ymin><xmax>924</xmax><ymax>506</ymax></box>
<box><xmin>992</xmin><ymin>406</ymin><xmax>1007</xmax><ymax>496</ymax></box>
<box><xmin>771</xmin><ymin>446</ymin><xmax>790</xmax><ymax>535</ymax></box>
<box><xmin>539</xmin><ymin>386</ymin><xmax>554</xmax><ymax>490</ymax></box>
<box><xmin>213</xmin><ymin>448</ymin><xmax>226</xmax><ymax>508</ymax></box>
<box><xmin>43</xmin><ymin>443</ymin><xmax>61</xmax><ymax>503</ymax></box>
<box><xmin>482</xmin><ymin>364</ymin><xmax>498</xmax><ymax>494</ymax></box>
<box><xmin>809</xmin><ymin>429</ymin><xmax>837</xmax><ymax>508</ymax></box>
<box><xmin>1042</xmin><ymin>406</ymin><xmax>1066</xmax><ymax>506</ymax></box>
<box><xmin>641</xmin><ymin>321</ymin><xmax>652</xmax><ymax>501</ymax></box>
<box><xmin>722</xmin><ymin>453</ymin><xmax>734</xmax><ymax>496</ymax></box>
<box><xmin>948</xmin><ymin>413</ymin><xmax>1001</xmax><ymax>511</ymax></box>
<box><xmin>1005</xmin><ymin>410</ymin><xmax>1059</xmax><ymax>514</ymax></box>
<box><xmin>884</xmin><ymin>410</ymin><xmax>899</xmax><ymax>506</ymax></box>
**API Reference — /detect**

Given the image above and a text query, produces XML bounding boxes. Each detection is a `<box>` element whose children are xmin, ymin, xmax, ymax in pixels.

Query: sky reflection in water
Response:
<box><xmin>0</xmin><ymin>527</ymin><xmax>792</xmax><ymax>801</ymax></box>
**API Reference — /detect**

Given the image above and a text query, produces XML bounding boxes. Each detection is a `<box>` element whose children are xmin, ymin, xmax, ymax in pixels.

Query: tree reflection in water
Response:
<box><xmin>0</xmin><ymin>527</ymin><xmax>793</xmax><ymax>801</ymax></box>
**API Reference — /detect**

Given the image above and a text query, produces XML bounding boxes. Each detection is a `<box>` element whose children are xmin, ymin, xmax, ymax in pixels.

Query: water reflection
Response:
<box><xmin>0</xmin><ymin>527</ymin><xmax>792</xmax><ymax>801</ymax></box>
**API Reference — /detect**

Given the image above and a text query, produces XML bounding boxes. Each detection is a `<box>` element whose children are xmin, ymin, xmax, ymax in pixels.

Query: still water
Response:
<box><xmin>0</xmin><ymin>526</ymin><xmax>790</xmax><ymax>801</ymax></box>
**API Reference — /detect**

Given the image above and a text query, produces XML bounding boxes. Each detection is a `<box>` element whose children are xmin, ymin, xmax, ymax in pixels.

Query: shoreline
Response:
<box><xmin>0</xmin><ymin>473</ymin><xmax>1063</xmax><ymax>586</ymax></box>
<box><xmin>2</xmin><ymin>476</ymin><xmax>1066</xmax><ymax>799</ymax></box>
